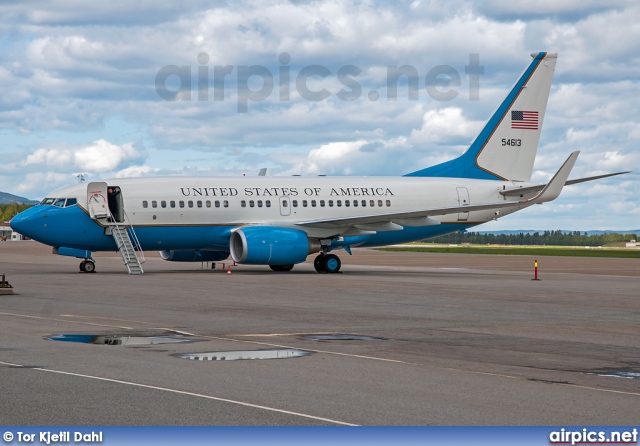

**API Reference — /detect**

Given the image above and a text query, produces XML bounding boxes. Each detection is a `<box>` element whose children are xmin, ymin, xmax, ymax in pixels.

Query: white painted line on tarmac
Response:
<box><xmin>167</xmin><ymin>330</ymin><xmax>640</xmax><ymax>398</ymax></box>
<box><xmin>0</xmin><ymin>311</ymin><xmax>133</xmax><ymax>329</ymax></box>
<box><xmin>230</xmin><ymin>332</ymin><xmax>335</xmax><ymax>337</ymax></box>
<box><xmin>0</xmin><ymin>361</ymin><xmax>357</xmax><ymax>426</ymax></box>
<box><xmin>59</xmin><ymin>314</ymin><xmax>157</xmax><ymax>326</ymax></box>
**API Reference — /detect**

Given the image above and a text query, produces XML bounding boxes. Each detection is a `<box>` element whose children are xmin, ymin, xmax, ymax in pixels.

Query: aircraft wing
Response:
<box><xmin>295</xmin><ymin>199</ymin><xmax>531</xmax><ymax>230</ymax></box>
<box><xmin>500</xmin><ymin>171</ymin><xmax>630</xmax><ymax>197</ymax></box>
<box><xmin>296</xmin><ymin>152</ymin><xmax>580</xmax><ymax>231</ymax></box>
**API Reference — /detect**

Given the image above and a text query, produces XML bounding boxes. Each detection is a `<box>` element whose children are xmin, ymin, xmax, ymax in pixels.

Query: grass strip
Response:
<box><xmin>375</xmin><ymin>246</ymin><xmax>640</xmax><ymax>258</ymax></box>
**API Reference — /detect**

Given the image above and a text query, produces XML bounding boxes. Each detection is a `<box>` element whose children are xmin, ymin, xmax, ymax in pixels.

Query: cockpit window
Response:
<box><xmin>42</xmin><ymin>197</ymin><xmax>78</xmax><ymax>207</ymax></box>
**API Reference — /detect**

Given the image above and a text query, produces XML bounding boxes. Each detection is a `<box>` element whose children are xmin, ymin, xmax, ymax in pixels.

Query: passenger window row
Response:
<box><xmin>297</xmin><ymin>199</ymin><xmax>391</xmax><ymax>208</ymax></box>
<box><xmin>143</xmin><ymin>200</ymin><xmax>230</xmax><ymax>209</ymax></box>
<box><xmin>240</xmin><ymin>200</ymin><xmax>271</xmax><ymax>208</ymax></box>
<box><xmin>142</xmin><ymin>199</ymin><xmax>392</xmax><ymax>209</ymax></box>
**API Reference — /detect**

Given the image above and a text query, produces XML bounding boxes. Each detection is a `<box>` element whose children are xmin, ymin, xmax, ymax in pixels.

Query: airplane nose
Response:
<box><xmin>10</xmin><ymin>206</ymin><xmax>40</xmax><ymax>238</ymax></box>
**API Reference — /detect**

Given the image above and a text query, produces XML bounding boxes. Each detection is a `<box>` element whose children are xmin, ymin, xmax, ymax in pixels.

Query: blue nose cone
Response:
<box><xmin>10</xmin><ymin>206</ymin><xmax>42</xmax><ymax>239</ymax></box>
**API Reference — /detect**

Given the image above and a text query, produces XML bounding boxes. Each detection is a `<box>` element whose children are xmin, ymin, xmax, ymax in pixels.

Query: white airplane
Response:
<box><xmin>10</xmin><ymin>52</ymin><xmax>627</xmax><ymax>274</ymax></box>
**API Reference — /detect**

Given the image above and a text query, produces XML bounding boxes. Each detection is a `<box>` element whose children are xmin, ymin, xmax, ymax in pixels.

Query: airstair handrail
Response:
<box><xmin>122</xmin><ymin>210</ymin><xmax>145</xmax><ymax>263</ymax></box>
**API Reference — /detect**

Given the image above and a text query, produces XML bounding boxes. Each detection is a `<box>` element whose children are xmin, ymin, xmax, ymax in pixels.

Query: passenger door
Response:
<box><xmin>87</xmin><ymin>182</ymin><xmax>109</xmax><ymax>220</ymax></box>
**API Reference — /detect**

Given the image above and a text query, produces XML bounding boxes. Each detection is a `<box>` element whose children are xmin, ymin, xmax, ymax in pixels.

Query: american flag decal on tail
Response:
<box><xmin>511</xmin><ymin>110</ymin><xmax>538</xmax><ymax>129</ymax></box>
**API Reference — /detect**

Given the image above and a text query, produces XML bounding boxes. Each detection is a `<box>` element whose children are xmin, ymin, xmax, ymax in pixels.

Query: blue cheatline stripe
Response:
<box><xmin>17</xmin><ymin>203</ymin><xmax>477</xmax><ymax>258</ymax></box>
<box><xmin>405</xmin><ymin>52</ymin><xmax>546</xmax><ymax>180</ymax></box>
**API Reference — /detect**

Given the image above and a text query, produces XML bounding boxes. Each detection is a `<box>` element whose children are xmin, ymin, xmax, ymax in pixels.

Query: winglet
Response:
<box><xmin>527</xmin><ymin>151</ymin><xmax>580</xmax><ymax>204</ymax></box>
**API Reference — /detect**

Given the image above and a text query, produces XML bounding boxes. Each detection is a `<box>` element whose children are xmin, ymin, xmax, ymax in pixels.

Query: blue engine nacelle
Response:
<box><xmin>230</xmin><ymin>226</ymin><xmax>320</xmax><ymax>265</ymax></box>
<box><xmin>159</xmin><ymin>250</ymin><xmax>229</xmax><ymax>262</ymax></box>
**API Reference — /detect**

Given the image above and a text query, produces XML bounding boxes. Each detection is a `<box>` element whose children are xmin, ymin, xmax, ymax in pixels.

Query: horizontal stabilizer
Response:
<box><xmin>565</xmin><ymin>171</ymin><xmax>631</xmax><ymax>186</ymax></box>
<box><xmin>500</xmin><ymin>170</ymin><xmax>630</xmax><ymax>197</ymax></box>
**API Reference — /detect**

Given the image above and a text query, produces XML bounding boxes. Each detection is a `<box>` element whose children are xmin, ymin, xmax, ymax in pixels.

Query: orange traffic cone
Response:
<box><xmin>226</xmin><ymin>266</ymin><xmax>232</xmax><ymax>276</ymax></box>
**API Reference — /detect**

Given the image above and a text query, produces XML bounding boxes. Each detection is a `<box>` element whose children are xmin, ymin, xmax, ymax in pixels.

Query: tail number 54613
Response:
<box><xmin>502</xmin><ymin>138</ymin><xmax>522</xmax><ymax>146</ymax></box>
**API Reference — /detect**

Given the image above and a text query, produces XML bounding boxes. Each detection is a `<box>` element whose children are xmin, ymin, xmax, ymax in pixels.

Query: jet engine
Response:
<box><xmin>230</xmin><ymin>226</ymin><xmax>320</xmax><ymax>265</ymax></box>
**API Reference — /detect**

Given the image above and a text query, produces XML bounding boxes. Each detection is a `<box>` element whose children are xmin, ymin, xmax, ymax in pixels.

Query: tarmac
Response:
<box><xmin>0</xmin><ymin>241</ymin><xmax>638</xmax><ymax>425</ymax></box>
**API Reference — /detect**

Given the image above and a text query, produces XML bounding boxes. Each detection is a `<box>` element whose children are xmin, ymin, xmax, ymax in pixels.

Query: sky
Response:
<box><xmin>0</xmin><ymin>0</ymin><xmax>638</xmax><ymax>230</ymax></box>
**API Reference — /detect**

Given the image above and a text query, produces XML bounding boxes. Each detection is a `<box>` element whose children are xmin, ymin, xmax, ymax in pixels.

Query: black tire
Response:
<box><xmin>83</xmin><ymin>260</ymin><xmax>96</xmax><ymax>273</ymax></box>
<box><xmin>270</xmin><ymin>264</ymin><xmax>295</xmax><ymax>272</ymax></box>
<box><xmin>323</xmin><ymin>254</ymin><xmax>341</xmax><ymax>273</ymax></box>
<box><xmin>79</xmin><ymin>261</ymin><xmax>87</xmax><ymax>272</ymax></box>
<box><xmin>314</xmin><ymin>255</ymin><xmax>327</xmax><ymax>273</ymax></box>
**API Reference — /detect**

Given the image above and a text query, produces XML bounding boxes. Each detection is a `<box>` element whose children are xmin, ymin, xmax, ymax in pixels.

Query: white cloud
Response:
<box><xmin>23</xmin><ymin>139</ymin><xmax>143</xmax><ymax>173</ymax></box>
<box><xmin>115</xmin><ymin>165</ymin><xmax>160</xmax><ymax>178</ymax></box>
<box><xmin>280</xmin><ymin>106</ymin><xmax>485</xmax><ymax>177</ymax></box>
<box><xmin>74</xmin><ymin>140</ymin><xmax>141</xmax><ymax>171</ymax></box>
<box><xmin>15</xmin><ymin>171</ymin><xmax>75</xmax><ymax>195</ymax></box>
<box><xmin>411</xmin><ymin>107</ymin><xmax>483</xmax><ymax>144</ymax></box>
<box><xmin>299</xmin><ymin>141</ymin><xmax>367</xmax><ymax>175</ymax></box>
<box><xmin>595</xmin><ymin>151</ymin><xmax>639</xmax><ymax>172</ymax></box>
<box><xmin>477</xmin><ymin>0</ymin><xmax>634</xmax><ymax>20</ymax></box>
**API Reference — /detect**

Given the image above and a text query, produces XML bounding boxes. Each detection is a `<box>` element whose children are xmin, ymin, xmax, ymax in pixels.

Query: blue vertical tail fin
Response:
<box><xmin>406</xmin><ymin>52</ymin><xmax>557</xmax><ymax>182</ymax></box>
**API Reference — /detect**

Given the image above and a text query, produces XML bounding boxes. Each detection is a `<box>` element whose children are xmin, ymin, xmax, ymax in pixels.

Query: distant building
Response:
<box><xmin>626</xmin><ymin>240</ymin><xmax>640</xmax><ymax>248</ymax></box>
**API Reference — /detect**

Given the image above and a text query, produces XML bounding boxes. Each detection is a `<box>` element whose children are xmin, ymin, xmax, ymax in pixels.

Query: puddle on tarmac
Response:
<box><xmin>47</xmin><ymin>333</ymin><xmax>200</xmax><ymax>346</ymax></box>
<box><xmin>302</xmin><ymin>334</ymin><xmax>389</xmax><ymax>341</ymax></box>
<box><xmin>584</xmin><ymin>368</ymin><xmax>640</xmax><ymax>380</ymax></box>
<box><xmin>175</xmin><ymin>349</ymin><xmax>310</xmax><ymax>361</ymax></box>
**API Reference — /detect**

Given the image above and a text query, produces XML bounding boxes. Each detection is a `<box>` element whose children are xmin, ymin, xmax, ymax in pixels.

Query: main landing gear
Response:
<box><xmin>314</xmin><ymin>253</ymin><xmax>341</xmax><ymax>274</ymax></box>
<box><xmin>269</xmin><ymin>264</ymin><xmax>294</xmax><ymax>272</ymax></box>
<box><xmin>266</xmin><ymin>252</ymin><xmax>343</xmax><ymax>274</ymax></box>
<box><xmin>79</xmin><ymin>259</ymin><xmax>96</xmax><ymax>273</ymax></box>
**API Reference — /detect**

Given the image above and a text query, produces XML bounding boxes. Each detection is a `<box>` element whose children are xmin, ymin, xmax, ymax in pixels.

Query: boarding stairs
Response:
<box><xmin>110</xmin><ymin>221</ymin><xmax>145</xmax><ymax>275</ymax></box>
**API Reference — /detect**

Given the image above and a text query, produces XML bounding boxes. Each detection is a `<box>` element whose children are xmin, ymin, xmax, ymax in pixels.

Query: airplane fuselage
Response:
<box><xmin>16</xmin><ymin>176</ymin><xmax>533</xmax><ymax>254</ymax></box>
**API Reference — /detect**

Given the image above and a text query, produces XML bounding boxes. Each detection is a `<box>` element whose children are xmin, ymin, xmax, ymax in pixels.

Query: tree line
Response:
<box><xmin>432</xmin><ymin>230</ymin><xmax>637</xmax><ymax>247</ymax></box>
<box><xmin>0</xmin><ymin>203</ymin><xmax>34</xmax><ymax>222</ymax></box>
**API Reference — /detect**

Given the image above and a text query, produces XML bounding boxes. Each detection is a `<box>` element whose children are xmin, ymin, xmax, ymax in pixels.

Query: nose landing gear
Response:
<box><xmin>314</xmin><ymin>253</ymin><xmax>341</xmax><ymax>274</ymax></box>
<box><xmin>79</xmin><ymin>259</ymin><xmax>96</xmax><ymax>273</ymax></box>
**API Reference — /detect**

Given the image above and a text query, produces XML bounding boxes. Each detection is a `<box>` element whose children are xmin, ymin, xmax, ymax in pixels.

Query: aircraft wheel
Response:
<box><xmin>83</xmin><ymin>260</ymin><xmax>96</xmax><ymax>273</ymax></box>
<box><xmin>314</xmin><ymin>255</ymin><xmax>327</xmax><ymax>273</ymax></box>
<box><xmin>323</xmin><ymin>254</ymin><xmax>341</xmax><ymax>274</ymax></box>
<box><xmin>270</xmin><ymin>265</ymin><xmax>295</xmax><ymax>272</ymax></box>
<box><xmin>79</xmin><ymin>261</ymin><xmax>87</xmax><ymax>272</ymax></box>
